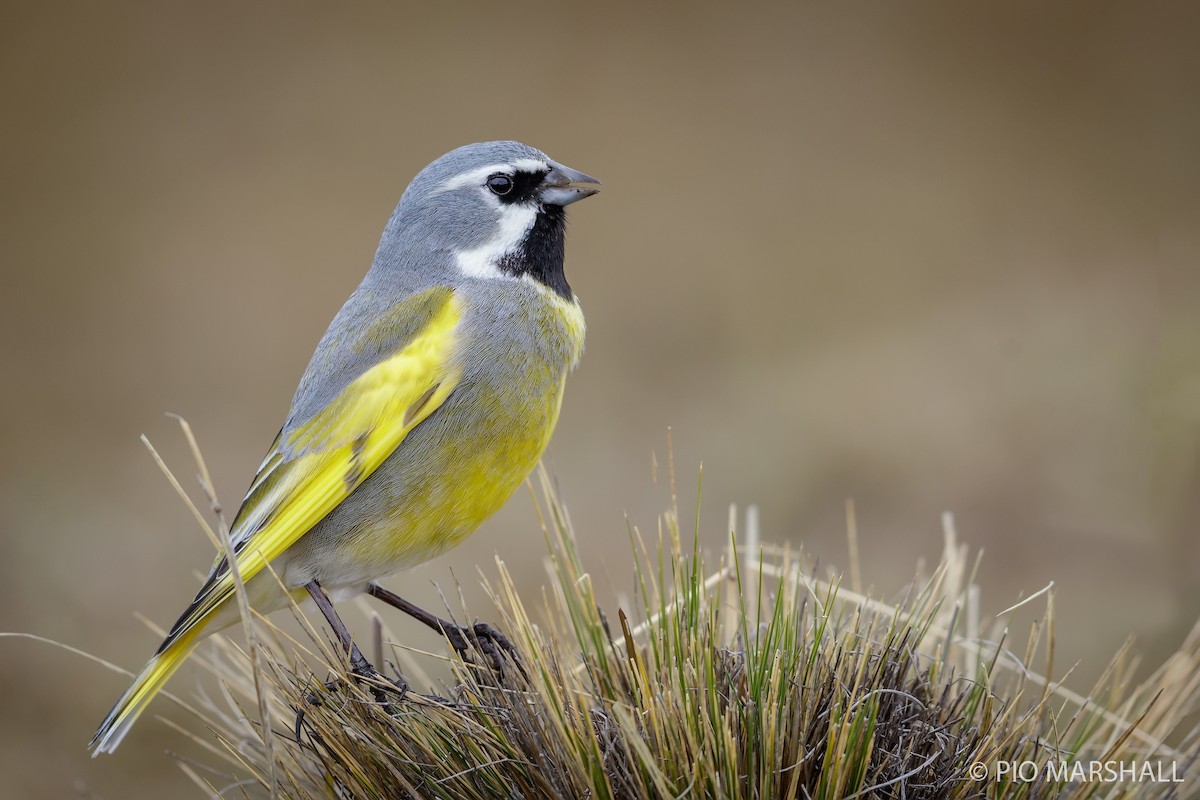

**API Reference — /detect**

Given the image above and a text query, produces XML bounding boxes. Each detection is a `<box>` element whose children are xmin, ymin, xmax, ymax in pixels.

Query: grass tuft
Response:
<box><xmin>170</xmin><ymin>468</ymin><xmax>1199</xmax><ymax>799</ymax></box>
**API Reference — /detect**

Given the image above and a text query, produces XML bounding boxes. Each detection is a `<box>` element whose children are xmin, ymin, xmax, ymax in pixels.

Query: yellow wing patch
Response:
<box><xmin>163</xmin><ymin>288</ymin><xmax>464</xmax><ymax>646</ymax></box>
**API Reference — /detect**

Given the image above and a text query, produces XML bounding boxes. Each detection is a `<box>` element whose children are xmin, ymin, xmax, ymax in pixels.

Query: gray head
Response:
<box><xmin>375</xmin><ymin>141</ymin><xmax>600</xmax><ymax>299</ymax></box>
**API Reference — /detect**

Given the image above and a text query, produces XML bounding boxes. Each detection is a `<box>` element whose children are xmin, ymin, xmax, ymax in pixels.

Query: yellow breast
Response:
<box><xmin>331</xmin><ymin>286</ymin><xmax>585</xmax><ymax>579</ymax></box>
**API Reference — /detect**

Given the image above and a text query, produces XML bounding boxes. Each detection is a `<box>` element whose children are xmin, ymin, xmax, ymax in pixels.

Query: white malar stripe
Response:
<box><xmin>438</xmin><ymin>159</ymin><xmax>548</xmax><ymax>193</ymax></box>
<box><xmin>455</xmin><ymin>202</ymin><xmax>538</xmax><ymax>280</ymax></box>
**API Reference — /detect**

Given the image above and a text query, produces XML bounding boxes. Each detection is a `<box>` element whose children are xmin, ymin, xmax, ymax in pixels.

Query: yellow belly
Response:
<box><xmin>345</xmin><ymin>378</ymin><xmax>565</xmax><ymax>573</ymax></box>
<box><xmin>291</xmin><ymin>289</ymin><xmax>584</xmax><ymax>589</ymax></box>
<box><xmin>277</xmin><ymin>284</ymin><xmax>585</xmax><ymax>592</ymax></box>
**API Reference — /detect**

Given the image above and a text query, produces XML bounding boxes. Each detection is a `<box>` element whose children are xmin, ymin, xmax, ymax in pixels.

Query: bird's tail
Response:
<box><xmin>89</xmin><ymin>624</ymin><xmax>203</xmax><ymax>755</ymax></box>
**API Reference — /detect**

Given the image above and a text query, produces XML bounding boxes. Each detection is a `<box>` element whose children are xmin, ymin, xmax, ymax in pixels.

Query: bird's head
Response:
<box><xmin>378</xmin><ymin>141</ymin><xmax>599</xmax><ymax>298</ymax></box>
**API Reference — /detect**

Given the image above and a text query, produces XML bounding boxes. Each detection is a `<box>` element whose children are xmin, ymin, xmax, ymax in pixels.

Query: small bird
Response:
<box><xmin>90</xmin><ymin>141</ymin><xmax>599</xmax><ymax>754</ymax></box>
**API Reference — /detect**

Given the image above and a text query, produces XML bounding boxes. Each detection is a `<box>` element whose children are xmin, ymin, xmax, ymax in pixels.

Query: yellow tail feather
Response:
<box><xmin>89</xmin><ymin>624</ymin><xmax>203</xmax><ymax>755</ymax></box>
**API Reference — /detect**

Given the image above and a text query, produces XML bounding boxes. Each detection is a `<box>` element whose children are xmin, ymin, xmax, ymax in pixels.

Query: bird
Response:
<box><xmin>90</xmin><ymin>140</ymin><xmax>599</xmax><ymax>755</ymax></box>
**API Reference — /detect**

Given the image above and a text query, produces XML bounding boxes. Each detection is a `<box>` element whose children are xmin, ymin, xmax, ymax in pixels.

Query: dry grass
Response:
<box><xmin>148</xmin><ymin>463</ymin><xmax>1200</xmax><ymax>800</ymax></box>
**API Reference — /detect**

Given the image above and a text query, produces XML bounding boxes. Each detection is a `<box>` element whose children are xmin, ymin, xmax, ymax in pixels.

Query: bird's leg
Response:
<box><xmin>304</xmin><ymin>581</ymin><xmax>407</xmax><ymax>698</ymax></box>
<box><xmin>367</xmin><ymin>582</ymin><xmax>526</xmax><ymax>679</ymax></box>
<box><xmin>306</xmin><ymin>581</ymin><xmax>372</xmax><ymax>676</ymax></box>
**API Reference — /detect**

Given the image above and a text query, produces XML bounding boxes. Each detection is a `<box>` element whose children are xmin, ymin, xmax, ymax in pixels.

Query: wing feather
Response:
<box><xmin>158</xmin><ymin>287</ymin><xmax>463</xmax><ymax>650</ymax></box>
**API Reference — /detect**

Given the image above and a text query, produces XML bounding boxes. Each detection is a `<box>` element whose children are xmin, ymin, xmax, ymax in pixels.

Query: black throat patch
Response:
<box><xmin>497</xmin><ymin>204</ymin><xmax>571</xmax><ymax>299</ymax></box>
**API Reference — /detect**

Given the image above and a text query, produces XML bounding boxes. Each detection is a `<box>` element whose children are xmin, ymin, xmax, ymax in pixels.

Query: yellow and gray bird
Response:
<box><xmin>90</xmin><ymin>140</ymin><xmax>599</xmax><ymax>754</ymax></box>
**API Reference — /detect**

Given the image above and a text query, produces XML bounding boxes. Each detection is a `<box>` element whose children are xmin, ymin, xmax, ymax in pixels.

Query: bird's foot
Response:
<box><xmin>348</xmin><ymin>651</ymin><xmax>409</xmax><ymax>706</ymax></box>
<box><xmin>297</xmin><ymin>653</ymin><xmax>407</xmax><ymax>736</ymax></box>
<box><xmin>362</xmin><ymin>584</ymin><xmax>528</xmax><ymax>681</ymax></box>
<box><xmin>440</xmin><ymin>620</ymin><xmax>527</xmax><ymax>680</ymax></box>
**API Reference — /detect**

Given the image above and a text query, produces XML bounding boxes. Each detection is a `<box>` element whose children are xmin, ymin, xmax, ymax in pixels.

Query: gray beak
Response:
<box><xmin>540</xmin><ymin>161</ymin><xmax>601</xmax><ymax>207</ymax></box>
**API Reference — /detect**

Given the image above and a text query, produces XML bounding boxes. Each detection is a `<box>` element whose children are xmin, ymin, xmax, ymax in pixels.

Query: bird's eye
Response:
<box><xmin>486</xmin><ymin>173</ymin><xmax>514</xmax><ymax>196</ymax></box>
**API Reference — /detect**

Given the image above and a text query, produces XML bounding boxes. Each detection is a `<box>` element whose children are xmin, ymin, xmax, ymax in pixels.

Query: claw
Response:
<box><xmin>295</xmin><ymin>663</ymin><xmax>407</xmax><ymax>744</ymax></box>
<box><xmin>364</xmin><ymin>584</ymin><xmax>527</xmax><ymax>681</ymax></box>
<box><xmin>349</xmin><ymin>660</ymin><xmax>408</xmax><ymax>708</ymax></box>
<box><xmin>443</xmin><ymin>621</ymin><xmax>527</xmax><ymax>681</ymax></box>
<box><xmin>293</xmin><ymin>706</ymin><xmax>306</xmax><ymax>744</ymax></box>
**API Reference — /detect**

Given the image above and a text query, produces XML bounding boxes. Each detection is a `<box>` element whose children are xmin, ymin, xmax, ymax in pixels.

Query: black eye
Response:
<box><xmin>486</xmin><ymin>173</ymin><xmax>513</xmax><ymax>196</ymax></box>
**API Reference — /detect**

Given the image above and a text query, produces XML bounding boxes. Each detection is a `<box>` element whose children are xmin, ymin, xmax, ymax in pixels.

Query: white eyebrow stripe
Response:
<box><xmin>511</xmin><ymin>157</ymin><xmax>550</xmax><ymax>172</ymax></box>
<box><xmin>438</xmin><ymin>159</ymin><xmax>549</xmax><ymax>192</ymax></box>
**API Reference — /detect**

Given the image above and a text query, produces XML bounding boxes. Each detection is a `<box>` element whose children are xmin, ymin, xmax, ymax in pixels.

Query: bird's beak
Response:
<box><xmin>540</xmin><ymin>161</ymin><xmax>601</xmax><ymax>207</ymax></box>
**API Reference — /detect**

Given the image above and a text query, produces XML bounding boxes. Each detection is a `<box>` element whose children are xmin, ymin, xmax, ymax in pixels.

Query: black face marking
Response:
<box><xmin>493</xmin><ymin>169</ymin><xmax>548</xmax><ymax>205</ymax></box>
<box><xmin>497</xmin><ymin>204</ymin><xmax>572</xmax><ymax>299</ymax></box>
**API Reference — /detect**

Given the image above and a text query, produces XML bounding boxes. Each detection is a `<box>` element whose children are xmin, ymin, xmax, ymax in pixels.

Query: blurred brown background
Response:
<box><xmin>2</xmin><ymin>2</ymin><xmax>1199</xmax><ymax>797</ymax></box>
